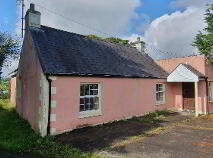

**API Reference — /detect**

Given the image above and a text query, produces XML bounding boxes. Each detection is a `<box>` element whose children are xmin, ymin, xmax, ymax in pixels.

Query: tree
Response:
<box><xmin>87</xmin><ymin>34</ymin><xmax>129</xmax><ymax>45</ymax></box>
<box><xmin>0</xmin><ymin>32</ymin><xmax>20</xmax><ymax>76</ymax></box>
<box><xmin>193</xmin><ymin>4</ymin><xmax>213</xmax><ymax>61</ymax></box>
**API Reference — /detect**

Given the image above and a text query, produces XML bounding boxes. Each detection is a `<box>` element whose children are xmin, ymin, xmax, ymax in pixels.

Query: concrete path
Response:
<box><xmin>102</xmin><ymin>113</ymin><xmax>213</xmax><ymax>158</ymax></box>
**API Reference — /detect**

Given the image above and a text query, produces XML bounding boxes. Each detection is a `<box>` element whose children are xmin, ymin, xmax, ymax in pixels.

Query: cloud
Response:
<box><xmin>140</xmin><ymin>6</ymin><xmax>207</xmax><ymax>59</ymax></box>
<box><xmin>8</xmin><ymin>0</ymin><xmax>142</xmax><ymax>77</ymax></box>
<box><xmin>170</xmin><ymin>0</ymin><xmax>212</xmax><ymax>8</ymax></box>
<box><xmin>18</xmin><ymin>0</ymin><xmax>141</xmax><ymax>37</ymax></box>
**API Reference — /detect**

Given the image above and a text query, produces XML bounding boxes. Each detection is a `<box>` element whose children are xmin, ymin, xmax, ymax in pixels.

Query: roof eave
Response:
<box><xmin>45</xmin><ymin>73</ymin><xmax>165</xmax><ymax>79</ymax></box>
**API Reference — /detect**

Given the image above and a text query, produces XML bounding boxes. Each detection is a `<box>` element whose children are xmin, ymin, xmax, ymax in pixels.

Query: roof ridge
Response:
<box><xmin>156</xmin><ymin>54</ymin><xmax>203</xmax><ymax>61</ymax></box>
<box><xmin>41</xmin><ymin>25</ymin><xmax>137</xmax><ymax>51</ymax></box>
<box><xmin>41</xmin><ymin>25</ymin><xmax>85</xmax><ymax>38</ymax></box>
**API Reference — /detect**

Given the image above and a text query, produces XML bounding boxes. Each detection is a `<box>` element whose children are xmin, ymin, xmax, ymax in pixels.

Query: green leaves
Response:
<box><xmin>87</xmin><ymin>34</ymin><xmax>129</xmax><ymax>45</ymax></box>
<box><xmin>193</xmin><ymin>4</ymin><xmax>213</xmax><ymax>61</ymax></box>
<box><xmin>0</xmin><ymin>32</ymin><xmax>20</xmax><ymax>76</ymax></box>
<box><xmin>0</xmin><ymin>32</ymin><xmax>20</xmax><ymax>56</ymax></box>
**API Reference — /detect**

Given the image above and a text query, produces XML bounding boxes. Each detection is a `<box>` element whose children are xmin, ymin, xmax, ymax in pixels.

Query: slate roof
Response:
<box><xmin>182</xmin><ymin>64</ymin><xmax>205</xmax><ymax>78</ymax></box>
<box><xmin>29</xmin><ymin>25</ymin><xmax>168</xmax><ymax>78</ymax></box>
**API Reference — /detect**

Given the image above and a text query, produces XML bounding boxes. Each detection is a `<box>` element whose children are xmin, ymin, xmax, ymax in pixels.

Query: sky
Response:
<box><xmin>0</xmin><ymin>0</ymin><xmax>212</xmax><ymax>77</ymax></box>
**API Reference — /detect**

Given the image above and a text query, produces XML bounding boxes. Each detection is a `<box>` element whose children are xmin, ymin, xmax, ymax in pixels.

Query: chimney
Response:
<box><xmin>133</xmin><ymin>37</ymin><xmax>146</xmax><ymax>54</ymax></box>
<box><xmin>25</xmin><ymin>3</ymin><xmax>41</xmax><ymax>30</ymax></box>
<box><xmin>137</xmin><ymin>37</ymin><xmax>140</xmax><ymax>42</ymax></box>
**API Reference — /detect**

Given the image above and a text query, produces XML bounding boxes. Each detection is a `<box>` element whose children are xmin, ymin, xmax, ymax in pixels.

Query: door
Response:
<box><xmin>182</xmin><ymin>82</ymin><xmax>195</xmax><ymax>110</ymax></box>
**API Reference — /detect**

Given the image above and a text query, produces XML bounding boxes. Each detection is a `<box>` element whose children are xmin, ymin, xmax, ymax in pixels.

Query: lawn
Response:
<box><xmin>0</xmin><ymin>99</ymin><xmax>106</xmax><ymax>158</ymax></box>
<box><xmin>0</xmin><ymin>98</ymin><xmax>174</xmax><ymax>158</ymax></box>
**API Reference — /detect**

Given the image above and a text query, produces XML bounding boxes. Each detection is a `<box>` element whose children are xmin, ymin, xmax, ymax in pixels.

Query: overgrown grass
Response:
<box><xmin>0</xmin><ymin>99</ymin><xmax>106</xmax><ymax>158</ymax></box>
<box><xmin>0</xmin><ymin>80</ymin><xmax>9</xmax><ymax>99</ymax></box>
<box><xmin>132</xmin><ymin>110</ymin><xmax>172</xmax><ymax>123</ymax></box>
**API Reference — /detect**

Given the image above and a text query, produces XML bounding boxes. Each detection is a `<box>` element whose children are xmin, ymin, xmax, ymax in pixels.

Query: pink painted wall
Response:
<box><xmin>156</xmin><ymin>55</ymin><xmax>213</xmax><ymax>114</ymax></box>
<box><xmin>16</xmin><ymin>31</ymin><xmax>43</xmax><ymax>132</ymax></box>
<box><xmin>197</xmin><ymin>80</ymin><xmax>208</xmax><ymax>114</ymax></box>
<box><xmin>10</xmin><ymin>77</ymin><xmax>16</xmax><ymax>105</ymax></box>
<box><xmin>205</xmin><ymin>60</ymin><xmax>213</xmax><ymax>113</ymax></box>
<box><xmin>156</xmin><ymin>55</ymin><xmax>206</xmax><ymax>75</ymax></box>
<box><xmin>50</xmin><ymin>77</ymin><xmax>174</xmax><ymax>135</ymax></box>
<box><xmin>170</xmin><ymin>83</ymin><xmax>183</xmax><ymax>109</ymax></box>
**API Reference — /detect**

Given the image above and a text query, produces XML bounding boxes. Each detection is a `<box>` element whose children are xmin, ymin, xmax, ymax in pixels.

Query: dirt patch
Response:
<box><xmin>56</xmin><ymin>111</ymin><xmax>191</xmax><ymax>152</ymax></box>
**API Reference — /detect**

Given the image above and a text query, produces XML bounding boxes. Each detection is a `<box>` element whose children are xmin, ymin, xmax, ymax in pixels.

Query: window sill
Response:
<box><xmin>155</xmin><ymin>102</ymin><xmax>165</xmax><ymax>106</ymax></box>
<box><xmin>79</xmin><ymin>110</ymin><xmax>102</xmax><ymax>119</ymax></box>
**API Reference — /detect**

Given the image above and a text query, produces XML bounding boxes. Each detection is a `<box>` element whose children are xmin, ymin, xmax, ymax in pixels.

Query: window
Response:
<box><xmin>209</xmin><ymin>82</ymin><xmax>213</xmax><ymax>102</ymax></box>
<box><xmin>156</xmin><ymin>84</ymin><xmax>165</xmax><ymax>105</ymax></box>
<box><xmin>80</xmin><ymin>83</ymin><xmax>100</xmax><ymax>112</ymax></box>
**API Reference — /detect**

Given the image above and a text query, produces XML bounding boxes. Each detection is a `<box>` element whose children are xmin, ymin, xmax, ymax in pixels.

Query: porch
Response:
<box><xmin>167</xmin><ymin>64</ymin><xmax>208</xmax><ymax>116</ymax></box>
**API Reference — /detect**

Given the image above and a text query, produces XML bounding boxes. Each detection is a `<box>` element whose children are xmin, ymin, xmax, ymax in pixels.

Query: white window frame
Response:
<box><xmin>209</xmin><ymin>81</ymin><xmax>213</xmax><ymax>102</ymax></box>
<box><xmin>156</xmin><ymin>83</ymin><xmax>166</xmax><ymax>105</ymax></box>
<box><xmin>79</xmin><ymin>83</ymin><xmax>102</xmax><ymax>118</ymax></box>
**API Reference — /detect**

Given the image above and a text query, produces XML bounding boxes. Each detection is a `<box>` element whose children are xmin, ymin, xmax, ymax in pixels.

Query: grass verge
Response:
<box><xmin>132</xmin><ymin>110</ymin><xmax>172</xmax><ymax>123</ymax></box>
<box><xmin>0</xmin><ymin>99</ymin><xmax>106</xmax><ymax>158</ymax></box>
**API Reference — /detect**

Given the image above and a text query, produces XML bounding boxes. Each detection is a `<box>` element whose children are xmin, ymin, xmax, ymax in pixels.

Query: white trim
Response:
<box><xmin>51</xmin><ymin>100</ymin><xmax>56</xmax><ymax>108</ymax></box>
<box><xmin>51</xmin><ymin>87</ymin><xmax>56</xmax><ymax>94</ymax></box>
<box><xmin>167</xmin><ymin>64</ymin><xmax>199</xmax><ymax>82</ymax></box>
<box><xmin>79</xmin><ymin>110</ymin><xmax>102</xmax><ymax>118</ymax></box>
<box><xmin>48</xmin><ymin>76</ymin><xmax>57</xmax><ymax>81</ymax></box>
<box><xmin>50</xmin><ymin>114</ymin><xmax>56</xmax><ymax>122</ymax></box>
<box><xmin>156</xmin><ymin>83</ymin><xmax>166</xmax><ymax>105</ymax></box>
<box><xmin>50</xmin><ymin>128</ymin><xmax>56</xmax><ymax>134</ymax></box>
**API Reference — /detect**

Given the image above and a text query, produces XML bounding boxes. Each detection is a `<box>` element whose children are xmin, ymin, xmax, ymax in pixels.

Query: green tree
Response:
<box><xmin>104</xmin><ymin>37</ymin><xmax>129</xmax><ymax>45</ymax></box>
<box><xmin>193</xmin><ymin>4</ymin><xmax>213</xmax><ymax>61</ymax></box>
<box><xmin>87</xmin><ymin>34</ymin><xmax>129</xmax><ymax>45</ymax></box>
<box><xmin>0</xmin><ymin>32</ymin><xmax>20</xmax><ymax>76</ymax></box>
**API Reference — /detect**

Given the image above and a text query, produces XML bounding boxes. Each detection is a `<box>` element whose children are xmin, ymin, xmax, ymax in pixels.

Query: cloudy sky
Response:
<box><xmin>0</xmin><ymin>0</ymin><xmax>212</xmax><ymax>77</ymax></box>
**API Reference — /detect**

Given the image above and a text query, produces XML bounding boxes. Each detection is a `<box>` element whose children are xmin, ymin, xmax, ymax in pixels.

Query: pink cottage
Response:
<box><xmin>16</xmin><ymin>4</ymin><xmax>213</xmax><ymax>136</ymax></box>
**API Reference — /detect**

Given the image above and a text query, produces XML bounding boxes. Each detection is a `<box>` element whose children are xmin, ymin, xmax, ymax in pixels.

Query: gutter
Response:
<box><xmin>47</xmin><ymin>76</ymin><xmax>52</xmax><ymax>135</ymax></box>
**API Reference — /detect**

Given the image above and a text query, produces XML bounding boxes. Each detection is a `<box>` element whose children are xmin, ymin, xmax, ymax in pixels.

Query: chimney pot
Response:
<box><xmin>137</xmin><ymin>37</ymin><xmax>140</xmax><ymax>42</ymax></box>
<box><xmin>30</xmin><ymin>3</ymin><xmax>35</xmax><ymax>11</ymax></box>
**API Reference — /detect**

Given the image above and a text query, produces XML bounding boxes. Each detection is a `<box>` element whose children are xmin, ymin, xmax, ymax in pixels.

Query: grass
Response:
<box><xmin>132</xmin><ymin>110</ymin><xmax>172</xmax><ymax>123</ymax></box>
<box><xmin>0</xmin><ymin>99</ymin><xmax>106</xmax><ymax>158</ymax></box>
<box><xmin>0</xmin><ymin>98</ymin><xmax>173</xmax><ymax>158</ymax></box>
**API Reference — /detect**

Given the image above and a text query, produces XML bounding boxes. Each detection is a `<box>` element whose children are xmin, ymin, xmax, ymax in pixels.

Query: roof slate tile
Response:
<box><xmin>29</xmin><ymin>25</ymin><xmax>168</xmax><ymax>78</ymax></box>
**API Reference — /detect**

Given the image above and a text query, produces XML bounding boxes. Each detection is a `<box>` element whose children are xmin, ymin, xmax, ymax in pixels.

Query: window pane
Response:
<box><xmin>80</xmin><ymin>105</ymin><xmax>85</xmax><ymax>111</ymax></box>
<box><xmin>156</xmin><ymin>93</ymin><xmax>159</xmax><ymax>101</ymax></box>
<box><xmin>79</xmin><ymin>84</ymin><xmax>100</xmax><ymax>112</ymax></box>
<box><xmin>90</xmin><ymin>97</ymin><xmax>99</xmax><ymax>110</ymax></box>
<box><xmin>93</xmin><ymin>84</ymin><xmax>98</xmax><ymax>89</ymax></box>
<box><xmin>159</xmin><ymin>92</ymin><xmax>164</xmax><ymax>101</ymax></box>
<box><xmin>85</xmin><ymin>85</ymin><xmax>89</xmax><ymax>95</ymax></box>
<box><xmin>80</xmin><ymin>98</ymin><xmax>84</xmax><ymax>104</ymax></box>
<box><xmin>93</xmin><ymin>103</ymin><xmax>99</xmax><ymax>110</ymax></box>
<box><xmin>159</xmin><ymin>84</ymin><xmax>163</xmax><ymax>91</ymax></box>
<box><xmin>90</xmin><ymin>90</ymin><xmax>98</xmax><ymax>95</ymax></box>
<box><xmin>91</xmin><ymin>97</ymin><xmax>99</xmax><ymax>104</ymax></box>
<box><xmin>89</xmin><ymin>84</ymin><xmax>93</xmax><ymax>90</ymax></box>
<box><xmin>80</xmin><ymin>85</ymin><xmax>84</xmax><ymax>96</ymax></box>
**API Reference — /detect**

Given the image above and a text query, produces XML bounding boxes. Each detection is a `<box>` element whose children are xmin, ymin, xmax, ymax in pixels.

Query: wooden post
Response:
<box><xmin>195</xmin><ymin>81</ymin><xmax>199</xmax><ymax>116</ymax></box>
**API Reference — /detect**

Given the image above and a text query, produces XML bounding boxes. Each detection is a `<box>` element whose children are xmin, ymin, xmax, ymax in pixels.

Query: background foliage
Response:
<box><xmin>193</xmin><ymin>4</ymin><xmax>213</xmax><ymax>61</ymax></box>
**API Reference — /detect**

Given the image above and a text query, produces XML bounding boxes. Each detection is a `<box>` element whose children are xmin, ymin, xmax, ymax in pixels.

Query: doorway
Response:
<box><xmin>182</xmin><ymin>82</ymin><xmax>195</xmax><ymax>111</ymax></box>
